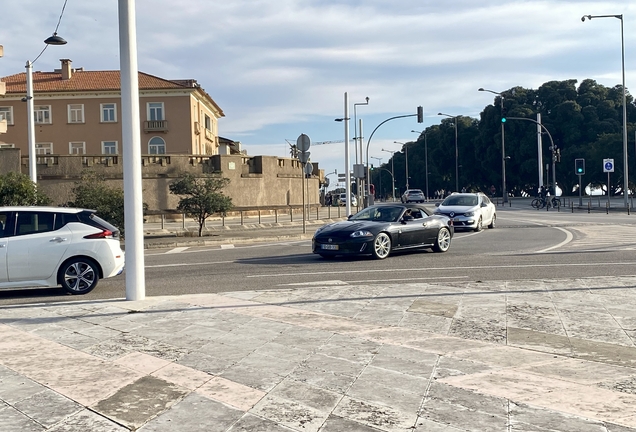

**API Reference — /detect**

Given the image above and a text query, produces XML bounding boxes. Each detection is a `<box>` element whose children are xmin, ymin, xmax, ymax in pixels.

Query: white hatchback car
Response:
<box><xmin>0</xmin><ymin>207</ymin><xmax>125</xmax><ymax>295</ymax></box>
<box><xmin>434</xmin><ymin>192</ymin><xmax>496</xmax><ymax>231</ymax></box>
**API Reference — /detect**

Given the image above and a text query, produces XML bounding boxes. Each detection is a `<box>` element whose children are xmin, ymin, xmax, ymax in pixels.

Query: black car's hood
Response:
<box><xmin>315</xmin><ymin>220</ymin><xmax>387</xmax><ymax>235</ymax></box>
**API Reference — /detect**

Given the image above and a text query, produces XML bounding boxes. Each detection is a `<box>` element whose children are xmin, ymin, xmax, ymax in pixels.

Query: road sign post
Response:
<box><xmin>296</xmin><ymin>134</ymin><xmax>311</xmax><ymax>233</ymax></box>
<box><xmin>604</xmin><ymin>158</ymin><xmax>614</xmax><ymax>207</ymax></box>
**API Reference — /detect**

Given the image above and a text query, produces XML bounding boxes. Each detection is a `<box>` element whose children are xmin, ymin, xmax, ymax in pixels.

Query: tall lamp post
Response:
<box><xmin>353</xmin><ymin>97</ymin><xmax>370</xmax><ymax>205</ymax></box>
<box><xmin>335</xmin><ymin>92</ymin><xmax>351</xmax><ymax>215</ymax></box>
<box><xmin>478</xmin><ymin>88</ymin><xmax>507</xmax><ymax>202</ymax></box>
<box><xmin>25</xmin><ymin>33</ymin><xmax>68</xmax><ymax>184</ymax></box>
<box><xmin>411</xmin><ymin>130</ymin><xmax>429</xmax><ymax>200</ymax></box>
<box><xmin>371</xmin><ymin>156</ymin><xmax>382</xmax><ymax>198</ymax></box>
<box><xmin>394</xmin><ymin>141</ymin><xmax>409</xmax><ymax>190</ymax></box>
<box><xmin>582</xmin><ymin>14</ymin><xmax>629</xmax><ymax>207</ymax></box>
<box><xmin>382</xmin><ymin>148</ymin><xmax>397</xmax><ymax>201</ymax></box>
<box><xmin>438</xmin><ymin>113</ymin><xmax>459</xmax><ymax>192</ymax></box>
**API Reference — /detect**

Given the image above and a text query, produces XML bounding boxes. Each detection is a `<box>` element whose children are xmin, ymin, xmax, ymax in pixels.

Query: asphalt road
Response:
<box><xmin>2</xmin><ymin>205</ymin><xmax>636</xmax><ymax>305</ymax></box>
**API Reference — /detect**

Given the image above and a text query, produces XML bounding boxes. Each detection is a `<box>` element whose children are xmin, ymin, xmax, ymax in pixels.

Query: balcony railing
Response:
<box><xmin>143</xmin><ymin>120</ymin><xmax>169</xmax><ymax>132</ymax></box>
<box><xmin>204</xmin><ymin>128</ymin><xmax>215</xmax><ymax>143</ymax></box>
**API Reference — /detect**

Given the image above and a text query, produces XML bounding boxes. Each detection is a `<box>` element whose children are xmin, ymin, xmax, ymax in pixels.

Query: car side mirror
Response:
<box><xmin>347</xmin><ymin>214</ymin><xmax>353</xmax><ymax>219</ymax></box>
<box><xmin>481</xmin><ymin>202</ymin><xmax>487</xmax><ymax>207</ymax></box>
<box><xmin>435</xmin><ymin>203</ymin><xmax>440</xmax><ymax>207</ymax></box>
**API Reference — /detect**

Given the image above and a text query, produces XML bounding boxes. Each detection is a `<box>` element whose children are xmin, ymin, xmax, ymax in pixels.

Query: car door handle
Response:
<box><xmin>0</xmin><ymin>243</ymin><xmax>5</xmax><ymax>248</ymax></box>
<box><xmin>50</xmin><ymin>237</ymin><xmax>67</xmax><ymax>243</ymax></box>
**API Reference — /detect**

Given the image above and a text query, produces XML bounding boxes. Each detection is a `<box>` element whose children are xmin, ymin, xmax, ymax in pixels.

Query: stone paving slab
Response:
<box><xmin>0</xmin><ymin>276</ymin><xmax>635</xmax><ymax>431</ymax></box>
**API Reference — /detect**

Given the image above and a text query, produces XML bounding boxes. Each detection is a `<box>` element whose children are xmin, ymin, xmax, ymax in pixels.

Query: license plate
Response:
<box><xmin>321</xmin><ymin>244</ymin><xmax>339</xmax><ymax>250</ymax></box>
<box><xmin>453</xmin><ymin>218</ymin><xmax>460</xmax><ymax>222</ymax></box>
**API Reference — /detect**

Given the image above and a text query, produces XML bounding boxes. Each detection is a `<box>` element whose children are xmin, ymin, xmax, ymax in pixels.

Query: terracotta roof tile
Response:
<box><xmin>1</xmin><ymin>70</ymin><xmax>189</xmax><ymax>94</ymax></box>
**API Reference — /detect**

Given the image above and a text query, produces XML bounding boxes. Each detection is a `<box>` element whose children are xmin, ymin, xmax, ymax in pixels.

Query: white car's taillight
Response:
<box><xmin>84</xmin><ymin>229</ymin><xmax>114</xmax><ymax>239</ymax></box>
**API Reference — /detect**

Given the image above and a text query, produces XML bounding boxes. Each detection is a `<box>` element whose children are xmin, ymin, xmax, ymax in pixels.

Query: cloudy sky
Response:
<box><xmin>1</xmin><ymin>0</ymin><xmax>634</xmax><ymax>187</ymax></box>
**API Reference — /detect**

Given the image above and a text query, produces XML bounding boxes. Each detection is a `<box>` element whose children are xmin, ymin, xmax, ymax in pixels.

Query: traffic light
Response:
<box><xmin>417</xmin><ymin>106</ymin><xmax>423</xmax><ymax>123</ymax></box>
<box><xmin>370</xmin><ymin>164</ymin><xmax>374</xmax><ymax>171</ymax></box>
<box><xmin>575</xmin><ymin>158</ymin><xmax>585</xmax><ymax>175</ymax></box>
<box><xmin>501</xmin><ymin>117</ymin><xmax>506</xmax><ymax>123</ymax></box>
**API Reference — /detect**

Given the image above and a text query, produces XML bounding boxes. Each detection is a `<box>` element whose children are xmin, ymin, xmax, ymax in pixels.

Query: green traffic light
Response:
<box><xmin>501</xmin><ymin>117</ymin><xmax>506</xmax><ymax>123</ymax></box>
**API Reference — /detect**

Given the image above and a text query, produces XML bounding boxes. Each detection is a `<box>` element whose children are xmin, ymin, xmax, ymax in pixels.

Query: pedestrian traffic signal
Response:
<box><xmin>575</xmin><ymin>158</ymin><xmax>585</xmax><ymax>175</ymax></box>
<box><xmin>417</xmin><ymin>106</ymin><xmax>423</xmax><ymax>123</ymax></box>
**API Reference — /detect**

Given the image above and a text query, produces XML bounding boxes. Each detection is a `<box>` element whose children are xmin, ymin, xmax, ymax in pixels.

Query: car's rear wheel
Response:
<box><xmin>488</xmin><ymin>214</ymin><xmax>496</xmax><ymax>229</ymax></box>
<box><xmin>433</xmin><ymin>227</ymin><xmax>451</xmax><ymax>252</ymax></box>
<box><xmin>372</xmin><ymin>232</ymin><xmax>391</xmax><ymax>259</ymax></box>
<box><xmin>474</xmin><ymin>217</ymin><xmax>483</xmax><ymax>232</ymax></box>
<box><xmin>58</xmin><ymin>257</ymin><xmax>99</xmax><ymax>295</ymax></box>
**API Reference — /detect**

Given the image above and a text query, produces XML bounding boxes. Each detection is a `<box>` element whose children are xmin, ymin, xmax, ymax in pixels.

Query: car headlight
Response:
<box><xmin>350</xmin><ymin>230</ymin><xmax>373</xmax><ymax>238</ymax></box>
<box><xmin>464</xmin><ymin>211</ymin><xmax>475</xmax><ymax>217</ymax></box>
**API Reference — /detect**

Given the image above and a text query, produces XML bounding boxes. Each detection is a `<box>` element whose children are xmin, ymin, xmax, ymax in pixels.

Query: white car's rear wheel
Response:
<box><xmin>59</xmin><ymin>258</ymin><xmax>99</xmax><ymax>295</ymax></box>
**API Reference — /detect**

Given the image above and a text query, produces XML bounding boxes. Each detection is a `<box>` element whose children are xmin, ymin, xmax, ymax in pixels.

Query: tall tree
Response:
<box><xmin>0</xmin><ymin>172</ymin><xmax>50</xmax><ymax>206</ymax></box>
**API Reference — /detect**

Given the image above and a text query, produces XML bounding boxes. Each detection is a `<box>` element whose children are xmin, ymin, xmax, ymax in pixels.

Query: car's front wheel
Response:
<box><xmin>433</xmin><ymin>227</ymin><xmax>451</xmax><ymax>252</ymax></box>
<box><xmin>474</xmin><ymin>217</ymin><xmax>483</xmax><ymax>232</ymax></box>
<box><xmin>372</xmin><ymin>232</ymin><xmax>391</xmax><ymax>259</ymax></box>
<box><xmin>58</xmin><ymin>257</ymin><xmax>99</xmax><ymax>295</ymax></box>
<box><xmin>488</xmin><ymin>214</ymin><xmax>496</xmax><ymax>229</ymax></box>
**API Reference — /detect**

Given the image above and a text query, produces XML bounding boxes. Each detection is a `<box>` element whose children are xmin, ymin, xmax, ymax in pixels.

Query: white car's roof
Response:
<box><xmin>0</xmin><ymin>206</ymin><xmax>90</xmax><ymax>213</ymax></box>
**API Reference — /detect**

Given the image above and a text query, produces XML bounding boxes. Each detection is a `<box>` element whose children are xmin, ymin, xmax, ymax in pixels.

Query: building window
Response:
<box><xmin>148</xmin><ymin>137</ymin><xmax>166</xmax><ymax>154</ymax></box>
<box><xmin>147</xmin><ymin>102</ymin><xmax>164</xmax><ymax>121</ymax></box>
<box><xmin>69</xmin><ymin>142</ymin><xmax>86</xmax><ymax>154</ymax></box>
<box><xmin>36</xmin><ymin>143</ymin><xmax>53</xmax><ymax>163</ymax></box>
<box><xmin>68</xmin><ymin>104</ymin><xmax>84</xmax><ymax>123</ymax></box>
<box><xmin>0</xmin><ymin>107</ymin><xmax>14</xmax><ymax>125</ymax></box>
<box><xmin>204</xmin><ymin>114</ymin><xmax>211</xmax><ymax>130</ymax></box>
<box><xmin>34</xmin><ymin>106</ymin><xmax>51</xmax><ymax>124</ymax></box>
<box><xmin>0</xmin><ymin>143</ymin><xmax>15</xmax><ymax>148</ymax></box>
<box><xmin>102</xmin><ymin>141</ymin><xmax>118</xmax><ymax>154</ymax></box>
<box><xmin>101</xmin><ymin>103</ymin><xmax>117</xmax><ymax>122</ymax></box>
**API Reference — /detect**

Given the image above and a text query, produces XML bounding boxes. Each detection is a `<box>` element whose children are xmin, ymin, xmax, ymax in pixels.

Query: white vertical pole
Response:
<box><xmin>537</xmin><ymin>113</ymin><xmax>543</xmax><ymax>188</ymax></box>
<box><xmin>119</xmin><ymin>0</ymin><xmax>145</xmax><ymax>300</ymax></box>
<box><xmin>26</xmin><ymin>61</ymin><xmax>37</xmax><ymax>183</ymax></box>
<box><xmin>344</xmin><ymin>92</ymin><xmax>351</xmax><ymax>215</ymax></box>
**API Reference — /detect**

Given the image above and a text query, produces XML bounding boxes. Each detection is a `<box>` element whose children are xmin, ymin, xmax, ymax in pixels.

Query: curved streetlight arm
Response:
<box><xmin>365</xmin><ymin>114</ymin><xmax>417</xmax><ymax>197</ymax></box>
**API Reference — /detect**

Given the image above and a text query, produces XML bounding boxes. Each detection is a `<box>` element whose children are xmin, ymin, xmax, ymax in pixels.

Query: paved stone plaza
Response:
<box><xmin>1</xmin><ymin>276</ymin><xmax>636</xmax><ymax>431</ymax></box>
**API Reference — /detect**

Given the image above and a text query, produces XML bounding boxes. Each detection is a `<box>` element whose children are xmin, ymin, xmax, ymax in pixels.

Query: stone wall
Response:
<box><xmin>0</xmin><ymin>150</ymin><xmax>322</xmax><ymax>211</ymax></box>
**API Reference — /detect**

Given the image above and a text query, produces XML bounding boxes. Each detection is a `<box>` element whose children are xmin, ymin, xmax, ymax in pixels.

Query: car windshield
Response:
<box><xmin>350</xmin><ymin>206</ymin><xmax>404</xmax><ymax>222</ymax></box>
<box><xmin>442</xmin><ymin>195</ymin><xmax>478</xmax><ymax>206</ymax></box>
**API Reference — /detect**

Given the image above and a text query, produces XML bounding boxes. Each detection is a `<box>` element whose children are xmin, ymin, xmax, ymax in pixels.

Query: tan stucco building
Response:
<box><xmin>0</xmin><ymin>59</ymin><xmax>226</xmax><ymax>156</ymax></box>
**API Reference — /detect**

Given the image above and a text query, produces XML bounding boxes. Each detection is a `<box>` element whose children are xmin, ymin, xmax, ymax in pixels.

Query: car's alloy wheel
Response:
<box><xmin>59</xmin><ymin>258</ymin><xmax>99</xmax><ymax>295</ymax></box>
<box><xmin>474</xmin><ymin>217</ymin><xmax>483</xmax><ymax>232</ymax></box>
<box><xmin>488</xmin><ymin>214</ymin><xmax>496</xmax><ymax>229</ymax></box>
<box><xmin>372</xmin><ymin>232</ymin><xmax>391</xmax><ymax>259</ymax></box>
<box><xmin>433</xmin><ymin>227</ymin><xmax>451</xmax><ymax>252</ymax></box>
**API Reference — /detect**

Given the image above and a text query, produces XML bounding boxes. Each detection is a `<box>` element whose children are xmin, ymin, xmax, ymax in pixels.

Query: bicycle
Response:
<box><xmin>531</xmin><ymin>196</ymin><xmax>546</xmax><ymax>209</ymax></box>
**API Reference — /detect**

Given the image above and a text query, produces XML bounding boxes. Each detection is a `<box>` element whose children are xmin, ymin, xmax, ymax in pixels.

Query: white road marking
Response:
<box><xmin>535</xmin><ymin>227</ymin><xmax>573</xmax><ymax>253</ymax></box>
<box><xmin>145</xmin><ymin>261</ymin><xmax>233</xmax><ymax>268</ymax></box>
<box><xmin>220</xmin><ymin>244</ymin><xmax>235</xmax><ymax>249</ymax></box>
<box><xmin>278</xmin><ymin>276</ymin><xmax>468</xmax><ymax>286</ymax></box>
<box><xmin>165</xmin><ymin>247</ymin><xmax>189</xmax><ymax>254</ymax></box>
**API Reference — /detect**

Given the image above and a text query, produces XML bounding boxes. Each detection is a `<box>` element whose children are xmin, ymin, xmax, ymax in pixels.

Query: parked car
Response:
<box><xmin>401</xmin><ymin>189</ymin><xmax>426</xmax><ymax>203</ymax></box>
<box><xmin>338</xmin><ymin>193</ymin><xmax>358</xmax><ymax>207</ymax></box>
<box><xmin>313</xmin><ymin>204</ymin><xmax>453</xmax><ymax>259</ymax></box>
<box><xmin>0</xmin><ymin>207</ymin><xmax>125</xmax><ymax>295</ymax></box>
<box><xmin>434</xmin><ymin>192</ymin><xmax>496</xmax><ymax>232</ymax></box>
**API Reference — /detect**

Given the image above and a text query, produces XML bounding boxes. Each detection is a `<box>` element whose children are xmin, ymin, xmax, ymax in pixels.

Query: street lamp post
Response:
<box><xmin>438</xmin><ymin>113</ymin><xmax>459</xmax><ymax>192</ymax></box>
<box><xmin>394</xmin><ymin>141</ymin><xmax>409</xmax><ymax>190</ymax></box>
<box><xmin>335</xmin><ymin>92</ymin><xmax>351</xmax><ymax>215</ymax></box>
<box><xmin>478</xmin><ymin>88</ymin><xmax>507</xmax><ymax>202</ymax></box>
<box><xmin>353</xmin><ymin>98</ymin><xmax>369</xmax><ymax>206</ymax></box>
<box><xmin>411</xmin><ymin>130</ymin><xmax>428</xmax><ymax>200</ymax></box>
<box><xmin>382</xmin><ymin>148</ymin><xmax>397</xmax><ymax>201</ymax></box>
<box><xmin>371</xmin><ymin>156</ymin><xmax>382</xmax><ymax>198</ymax></box>
<box><xmin>25</xmin><ymin>33</ymin><xmax>67</xmax><ymax>183</ymax></box>
<box><xmin>582</xmin><ymin>14</ymin><xmax>628</xmax><ymax>207</ymax></box>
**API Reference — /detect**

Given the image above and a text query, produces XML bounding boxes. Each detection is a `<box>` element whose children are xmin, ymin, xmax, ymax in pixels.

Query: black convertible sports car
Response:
<box><xmin>312</xmin><ymin>204</ymin><xmax>454</xmax><ymax>259</ymax></box>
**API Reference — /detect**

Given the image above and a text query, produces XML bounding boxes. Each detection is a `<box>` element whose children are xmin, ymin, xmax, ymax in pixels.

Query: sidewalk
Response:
<box><xmin>1</xmin><ymin>275</ymin><xmax>636</xmax><ymax>431</ymax></box>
